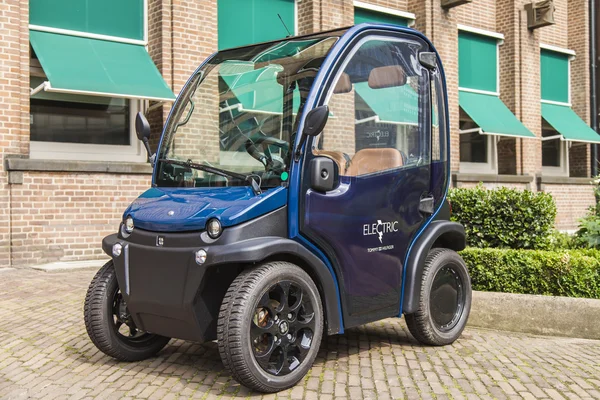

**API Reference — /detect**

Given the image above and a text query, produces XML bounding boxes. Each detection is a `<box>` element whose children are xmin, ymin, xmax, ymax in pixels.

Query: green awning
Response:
<box><xmin>354</xmin><ymin>7</ymin><xmax>409</xmax><ymax>26</ymax></box>
<box><xmin>459</xmin><ymin>91</ymin><xmax>536</xmax><ymax>138</ymax></box>
<box><xmin>542</xmin><ymin>103</ymin><xmax>600</xmax><ymax>143</ymax></box>
<box><xmin>354</xmin><ymin>82</ymin><xmax>418</xmax><ymax>125</ymax></box>
<box><xmin>220</xmin><ymin>62</ymin><xmax>300</xmax><ymax>114</ymax></box>
<box><xmin>30</xmin><ymin>30</ymin><xmax>175</xmax><ymax>102</ymax></box>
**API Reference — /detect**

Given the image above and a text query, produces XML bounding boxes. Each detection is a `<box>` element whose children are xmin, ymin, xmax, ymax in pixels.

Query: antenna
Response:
<box><xmin>278</xmin><ymin>13</ymin><xmax>292</xmax><ymax>37</ymax></box>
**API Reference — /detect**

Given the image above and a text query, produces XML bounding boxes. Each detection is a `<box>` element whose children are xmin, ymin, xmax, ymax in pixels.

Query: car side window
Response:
<box><xmin>313</xmin><ymin>36</ymin><xmax>429</xmax><ymax>177</ymax></box>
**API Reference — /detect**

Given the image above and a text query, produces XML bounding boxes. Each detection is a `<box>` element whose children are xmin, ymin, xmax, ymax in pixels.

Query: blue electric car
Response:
<box><xmin>84</xmin><ymin>23</ymin><xmax>471</xmax><ymax>392</ymax></box>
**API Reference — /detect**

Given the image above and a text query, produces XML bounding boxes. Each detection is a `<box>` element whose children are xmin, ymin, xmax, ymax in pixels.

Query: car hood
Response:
<box><xmin>123</xmin><ymin>186</ymin><xmax>288</xmax><ymax>232</ymax></box>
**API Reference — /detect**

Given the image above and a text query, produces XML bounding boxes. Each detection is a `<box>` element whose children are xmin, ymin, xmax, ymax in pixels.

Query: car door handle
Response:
<box><xmin>419</xmin><ymin>195</ymin><xmax>435</xmax><ymax>215</ymax></box>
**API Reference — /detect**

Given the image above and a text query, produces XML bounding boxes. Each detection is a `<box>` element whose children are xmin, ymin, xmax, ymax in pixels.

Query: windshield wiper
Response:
<box><xmin>159</xmin><ymin>158</ymin><xmax>262</xmax><ymax>195</ymax></box>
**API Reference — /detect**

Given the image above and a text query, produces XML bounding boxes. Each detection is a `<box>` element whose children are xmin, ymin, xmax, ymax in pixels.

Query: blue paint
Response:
<box><xmin>123</xmin><ymin>186</ymin><xmax>287</xmax><ymax>232</ymax></box>
<box><xmin>303</xmin><ymin>166</ymin><xmax>429</xmax><ymax>317</ymax></box>
<box><xmin>286</xmin><ymin>23</ymin><xmax>452</xmax><ymax>326</ymax></box>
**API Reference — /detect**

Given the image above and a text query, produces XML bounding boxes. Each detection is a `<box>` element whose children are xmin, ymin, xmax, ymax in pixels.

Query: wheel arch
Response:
<box><xmin>402</xmin><ymin>220</ymin><xmax>466</xmax><ymax>315</ymax></box>
<box><xmin>209</xmin><ymin>237</ymin><xmax>343</xmax><ymax>336</ymax></box>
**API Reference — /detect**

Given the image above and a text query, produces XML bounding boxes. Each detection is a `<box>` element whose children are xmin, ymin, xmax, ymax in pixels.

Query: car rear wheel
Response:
<box><xmin>217</xmin><ymin>262</ymin><xmax>323</xmax><ymax>393</ymax></box>
<box><xmin>84</xmin><ymin>261</ymin><xmax>171</xmax><ymax>361</ymax></box>
<box><xmin>405</xmin><ymin>248</ymin><xmax>472</xmax><ymax>346</ymax></box>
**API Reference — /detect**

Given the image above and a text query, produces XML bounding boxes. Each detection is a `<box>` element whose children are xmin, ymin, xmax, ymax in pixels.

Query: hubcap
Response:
<box><xmin>429</xmin><ymin>265</ymin><xmax>465</xmax><ymax>332</ymax></box>
<box><xmin>251</xmin><ymin>280</ymin><xmax>316</xmax><ymax>376</ymax></box>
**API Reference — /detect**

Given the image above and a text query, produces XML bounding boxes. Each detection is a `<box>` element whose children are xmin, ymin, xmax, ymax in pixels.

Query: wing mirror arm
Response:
<box><xmin>135</xmin><ymin>112</ymin><xmax>156</xmax><ymax>167</ymax></box>
<box><xmin>294</xmin><ymin>105</ymin><xmax>329</xmax><ymax>162</ymax></box>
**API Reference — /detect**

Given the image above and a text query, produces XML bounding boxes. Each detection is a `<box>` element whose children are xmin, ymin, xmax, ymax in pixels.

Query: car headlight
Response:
<box><xmin>125</xmin><ymin>216</ymin><xmax>134</xmax><ymax>233</ymax></box>
<box><xmin>206</xmin><ymin>218</ymin><xmax>222</xmax><ymax>239</ymax></box>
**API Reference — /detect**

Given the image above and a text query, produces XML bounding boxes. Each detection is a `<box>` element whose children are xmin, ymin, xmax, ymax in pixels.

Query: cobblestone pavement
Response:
<box><xmin>1</xmin><ymin>268</ymin><xmax>600</xmax><ymax>400</ymax></box>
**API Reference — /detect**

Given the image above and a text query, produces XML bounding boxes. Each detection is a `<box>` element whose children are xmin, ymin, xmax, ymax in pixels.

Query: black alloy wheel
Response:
<box><xmin>250</xmin><ymin>280</ymin><xmax>317</xmax><ymax>375</ymax></box>
<box><xmin>217</xmin><ymin>262</ymin><xmax>324</xmax><ymax>393</ymax></box>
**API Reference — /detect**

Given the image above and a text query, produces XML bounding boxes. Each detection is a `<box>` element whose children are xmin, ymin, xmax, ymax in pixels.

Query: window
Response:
<box><xmin>539</xmin><ymin>46</ymin><xmax>600</xmax><ymax>176</ymax></box>
<box><xmin>457</xmin><ymin>27</ymin><xmax>534</xmax><ymax>174</ymax></box>
<box><xmin>217</xmin><ymin>0</ymin><xmax>296</xmax><ymax>50</ymax></box>
<box><xmin>458</xmin><ymin>111</ymin><xmax>497</xmax><ymax>173</ymax></box>
<box><xmin>541</xmin><ymin>121</ymin><xmax>568</xmax><ymax>176</ymax></box>
<box><xmin>28</xmin><ymin>0</ymin><xmax>174</xmax><ymax>162</ymax></box>
<box><xmin>30</xmin><ymin>76</ymin><xmax>143</xmax><ymax>161</ymax></box>
<box><xmin>315</xmin><ymin>35</ymin><xmax>429</xmax><ymax>177</ymax></box>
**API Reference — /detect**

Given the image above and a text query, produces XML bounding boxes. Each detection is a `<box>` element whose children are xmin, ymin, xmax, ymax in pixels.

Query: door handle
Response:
<box><xmin>419</xmin><ymin>195</ymin><xmax>435</xmax><ymax>215</ymax></box>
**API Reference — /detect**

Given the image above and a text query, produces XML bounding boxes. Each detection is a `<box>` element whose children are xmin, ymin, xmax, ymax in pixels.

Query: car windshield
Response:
<box><xmin>155</xmin><ymin>31</ymin><xmax>344</xmax><ymax>188</ymax></box>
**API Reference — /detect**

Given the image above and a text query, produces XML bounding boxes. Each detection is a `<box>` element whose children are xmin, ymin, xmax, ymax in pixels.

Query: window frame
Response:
<box><xmin>29</xmin><ymin>97</ymin><xmax>146</xmax><ymax>162</ymax></box>
<box><xmin>316</xmin><ymin>33</ymin><xmax>431</xmax><ymax>176</ymax></box>
<box><xmin>541</xmin><ymin>123</ymin><xmax>569</xmax><ymax>177</ymax></box>
<box><xmin>539</xmin><ymin>44</ymin><xmax>575</xmax><ymax>177</ymax></box>
<box><xmin>457</xmin><ymin>26</ymin><xmax>503</xmax><ymax>174</ymax></box>
<box><xmin>458</xmin><ymin>128</ymin><xmax>498</xmax><ymax>175</ymax></box>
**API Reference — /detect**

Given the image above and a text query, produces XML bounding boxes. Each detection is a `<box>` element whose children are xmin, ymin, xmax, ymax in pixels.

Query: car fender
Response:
<box><xmin>402</xmin><ymin>220</ymin><xmax>466</xmax><ymax>314</ymax></box>
<box><xmin>208</xmin><ymin>237</ymin><xmax>343</xmax><ymax>335</ymax></box>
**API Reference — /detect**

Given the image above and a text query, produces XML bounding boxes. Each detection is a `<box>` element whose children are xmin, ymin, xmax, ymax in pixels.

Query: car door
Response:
<box><xmin>298</xmin><ymin>32</ymin><xmax>434</xmax><ymax>329</ymax></box>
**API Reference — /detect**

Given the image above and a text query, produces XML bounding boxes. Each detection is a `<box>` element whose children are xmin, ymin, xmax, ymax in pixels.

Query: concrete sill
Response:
<box><xmin>5</xmin><ymin>156</ymin><xmax>153</xmax><ymax>175</ymax></box>
<box><xmin>536</xmin><ymin>175</ymin><xmax>594</xmax><ymax>185</ymax></box>
<box><xmin>452</xmin><ymin>173</ymin><xmax>533</xmax><ymax>185</ymax></box>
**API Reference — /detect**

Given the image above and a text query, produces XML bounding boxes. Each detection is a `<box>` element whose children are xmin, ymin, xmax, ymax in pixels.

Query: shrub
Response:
<box><xmin>547</xmin><ymin>229</ymin><xmax>583</xmax><ymax>250</ymax></box>
<box><xmin>461</xmin><ymin>248</ymin><xmax>600</xmax><ymax>299</ymax></box>
<box><xmin>576</xmin><ymin>176</ymin><xmax>600</xmax><ymax>248</ymax></box>
<box><xmin>448</xmin><ymin>185</ymin><xmax>556</xmax><ymax>249</ymax></box>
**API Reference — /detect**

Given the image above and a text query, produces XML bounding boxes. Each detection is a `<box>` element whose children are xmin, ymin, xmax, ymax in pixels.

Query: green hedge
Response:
<box><xmin>448</xmin><ymin>185</ymin><xmax>556</xmax><ymax>249</ymax></box>
<box><xmin>461</xmin><ymin>248</ymin><xmax>600</xmax><ymax>299</ymax></box>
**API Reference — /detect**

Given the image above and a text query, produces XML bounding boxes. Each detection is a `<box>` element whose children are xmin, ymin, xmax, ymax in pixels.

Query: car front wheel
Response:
<box><xmin>217</xmin><ymin>262</ymin><xmax>324</xmax><ymax>393</ymax></box>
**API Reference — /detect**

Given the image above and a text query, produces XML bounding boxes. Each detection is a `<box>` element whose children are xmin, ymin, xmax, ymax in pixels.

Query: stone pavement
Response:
<box><xmin>1</xmin><ymin>268</ymin><xmax>600</xmax><ymax>400</ymax></box>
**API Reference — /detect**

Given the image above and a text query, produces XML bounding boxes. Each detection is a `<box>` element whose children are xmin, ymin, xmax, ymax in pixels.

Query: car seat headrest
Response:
<box><xmin>334</xmin><ymin>72</ymin><xmax>352</xmax><ymax>94</ymax></box>
<box><xmin>368</xmin><ymin>65</ymin><xmax>407</xmax><ymax>89</ymax></box>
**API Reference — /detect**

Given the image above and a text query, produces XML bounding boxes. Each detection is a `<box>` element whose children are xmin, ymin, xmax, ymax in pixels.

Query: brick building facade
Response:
<box><xmin>0</xmin><ymin>0</ymin><xmax>597</xmax><ymax>267</ymax></box>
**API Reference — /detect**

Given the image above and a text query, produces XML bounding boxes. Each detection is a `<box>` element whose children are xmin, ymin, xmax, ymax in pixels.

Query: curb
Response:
<box><xmin>29</xmin><ymin>259</ymin><xmax>108</xmax><ymax>271</ymax></box>
<box><xmin>468</xmin><ymin>291</ymin><xmax>600</xmax><ymax>340</ymax></box>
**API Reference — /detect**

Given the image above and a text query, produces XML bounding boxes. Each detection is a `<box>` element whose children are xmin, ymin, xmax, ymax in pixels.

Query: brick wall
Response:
<box><xmin>0</xmin><ymin>0</ymin><xmax>29</xmax><ymax>267</ymax></box>
<box><xmin>543</xmin><ymin>183</ymin><xmax>596</xmax><ymax>231</ymax></box>
<box><xmin>10</xmin><ymin>172</ymin><xmax>150</xmax><ymax>265</ymax></box>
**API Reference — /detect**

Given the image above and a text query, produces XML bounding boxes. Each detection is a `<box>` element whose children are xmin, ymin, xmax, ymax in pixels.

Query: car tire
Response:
<box><xmin>405</xmin><ymin>248</ymin><xmax>472</xmax><ymax>346</ymax></box>
<box><xmin>84</xmin><ymin>260</ymin><xmax>171</xmax><ymax>361</ymax></box>
<box><xmin>217</xmin><ymin>262</ymin><xmax>324</xmax><ymax>393</ymax></box>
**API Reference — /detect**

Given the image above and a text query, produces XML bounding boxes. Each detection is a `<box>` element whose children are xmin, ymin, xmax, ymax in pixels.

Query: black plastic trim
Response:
<box><xmin>402</xmin><ymin>220</ymin><xmax>466</xmax><ymax>314</ymax></box>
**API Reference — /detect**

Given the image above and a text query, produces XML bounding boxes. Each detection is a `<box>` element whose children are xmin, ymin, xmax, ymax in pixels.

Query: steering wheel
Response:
<box><xmin>244</xmin><ymin>132</ymin><xmax>289</xmax><ymax>171</ymax></box>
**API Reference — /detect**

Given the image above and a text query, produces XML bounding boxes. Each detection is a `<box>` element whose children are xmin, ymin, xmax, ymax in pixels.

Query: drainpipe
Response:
<box><xmin>590</xmin><ymin>0</ymin><xmax>598</xmax><ymax>176</ymax></box>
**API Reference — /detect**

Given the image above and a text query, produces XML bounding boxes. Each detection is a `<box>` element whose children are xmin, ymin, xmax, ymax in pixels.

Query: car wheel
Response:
<box><xmin>405</xmin><ymin>248</ymin><xmax>472</xmax><ymax>346</ymax></box>
<box><xmin>84</xmin><ymin>260</ymin><xmax>170</xmax><ymax>361</ymax></box>
<box><xmin>217</xmin><ymin>262</ymin><xmax>324</xmax><ymax>393</ymax></box>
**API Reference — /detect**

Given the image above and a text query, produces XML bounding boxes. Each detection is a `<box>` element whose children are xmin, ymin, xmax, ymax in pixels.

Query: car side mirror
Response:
<box><xmin>303</xmin><ymin>105</ymin><xmax>329</xmax><ymax>137</ymax></box>
<box><xmin>294</xmin><ymin>105</ymin><xmax>329</xmax><ymax>161</ymax></box>
<box><xmin>135</xmin><ymin>112</ymin><xmax>151</xmax><ymax>141</ymax></box>
<box><xmin>135</xmin><ymin>112</ymin><xmax>155</xmax><ymax>166</ymax></box>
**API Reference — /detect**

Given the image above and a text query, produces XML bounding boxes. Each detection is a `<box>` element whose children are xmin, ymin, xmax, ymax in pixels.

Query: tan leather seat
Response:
<box><xmin>313</xmin><ymin>150</ymin><xmax>349</xmax><ymax>174</ymax></box>
<box><xmin>345</xmin><ymin>148</ymin><xmax>404</xmax><ymax>176</ymax></box>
